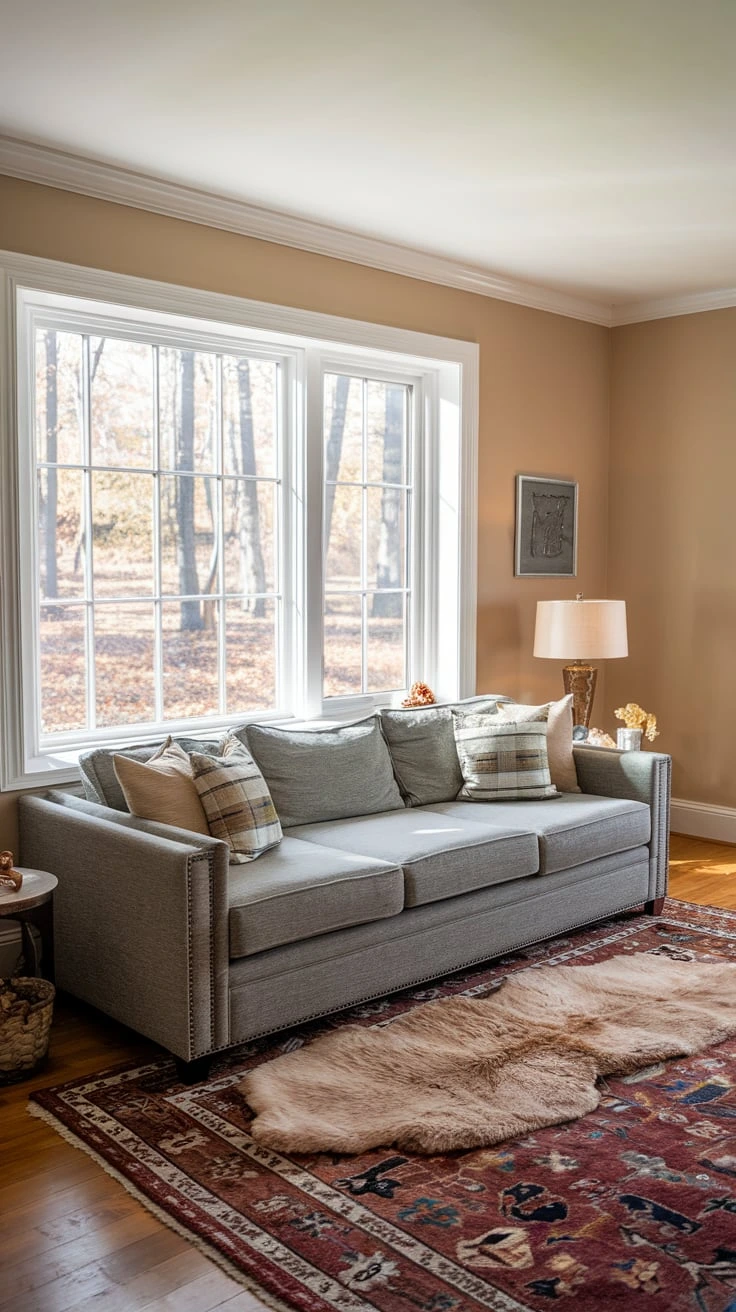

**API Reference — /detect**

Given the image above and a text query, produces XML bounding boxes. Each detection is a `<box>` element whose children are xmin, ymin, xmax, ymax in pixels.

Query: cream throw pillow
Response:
<box><xmin>113</xmin><ymin>738</ymin><xmax>210</xmax><ymax>833</ymax></box>
<box><xmin>189</xmin><ymin>734</ymin><xmax>282</xmax><ymax>864</ymax></box>
<box><xmin>452</xmin><ymin>707</ymin><xmax>558</xmax><ymax>801</ymax></box>
<box><xmin>493</xmin><ymin>694</ymin><xmax>580</xmax><ymax>793</ymax></box>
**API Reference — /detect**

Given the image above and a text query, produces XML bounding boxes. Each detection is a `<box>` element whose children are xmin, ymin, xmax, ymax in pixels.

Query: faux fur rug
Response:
<box><xmin>242</xmin><ymin>952</ymin><xmax>736</xmax><ymax>1155</ymax></box>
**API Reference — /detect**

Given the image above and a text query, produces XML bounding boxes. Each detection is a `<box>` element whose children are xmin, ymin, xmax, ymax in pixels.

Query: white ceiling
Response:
<box><xmin>1</xmin><ymin>0</ymin><xmax>735</xmax><ymax>310</ymax></box>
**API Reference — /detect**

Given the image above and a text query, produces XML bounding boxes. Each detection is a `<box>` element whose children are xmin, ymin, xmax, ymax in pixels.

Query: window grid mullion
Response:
<box><xmin>215</xmin><ymin>355</ymin><xmax>226</xmax><ymax>717</ymax></box>
<box><xmin>152</xmin><ymin>344</ymin><xmax>163</xmax><ymax>724</ymax></box>
<box><xmin>274</xmin><ymin>361</ymin><xmax>284</xmax><ymax>712</ymax></box>
<box><xmin>360</xmin><ymin>377</ymin><xmax>368</xmax><ymax>695</ymax></box>
<box><xmin>37</xmin><ymin>461</ymin><xmax>280</xmax><ymax>485</ymax></box>
<box><xmin>81</xmin><ymin>334</ymin><xmax>96</xmax><ymax>732</ymax></box>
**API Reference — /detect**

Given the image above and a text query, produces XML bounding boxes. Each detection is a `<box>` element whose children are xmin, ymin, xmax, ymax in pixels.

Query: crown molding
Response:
<box><xmin>611</xmin><ymin>287</ymin><xmax>736</xmax><ymax>326</ymax></box>
<box><xmin>0</xmin><ymin>134</ymin><xmax>613</xmax><ymax>326</ymax></box>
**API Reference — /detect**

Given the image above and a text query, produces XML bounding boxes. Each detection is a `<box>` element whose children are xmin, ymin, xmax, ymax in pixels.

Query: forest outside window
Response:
<box><xmin>323</xmin><ymin>372</ymin><xmax>413</xmax><ymax>699</ymax></box>
<box><xmin>3</xmin><ymin>270</ymin><xmax>475</xmax><ymax>789</ymax></box>
<box><xmin>34</xmin><ymin>326</ymin><xmax>283</xmax><ymax>740</ymax></box>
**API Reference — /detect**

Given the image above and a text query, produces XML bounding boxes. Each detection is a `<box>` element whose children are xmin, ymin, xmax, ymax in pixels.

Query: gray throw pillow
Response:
<box><xmin>242</xmin><ymin>716</ymin><xmax>404</xmax><ymax>828</ymax></box>
<box><xmin>380</xmin><ymin>695</ymin><xmax>512</xmax><ymax>806</ymax></box>
<box><xmin>79</xmin><ymin>736</ymin><xmax>220</xmax><ymax>812</ymax></box>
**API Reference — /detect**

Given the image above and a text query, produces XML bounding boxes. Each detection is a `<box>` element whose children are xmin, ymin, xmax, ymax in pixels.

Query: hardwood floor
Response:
<box><xmin>0</xmin><ymin>1002</ymin><xmax>267</xmax><ymax>1312</ymax></box>
<box><xmin>668</xmin><ymin>831</ymin><xmax>736</xmax><ymax>909</ymax></box>
<box><xmin>1</xmin><ymin>832</ymin><xmax>734</xmax><ymax>1311</ymax></box>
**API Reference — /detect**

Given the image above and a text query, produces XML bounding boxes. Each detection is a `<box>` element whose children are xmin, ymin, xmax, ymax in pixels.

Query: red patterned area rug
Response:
<box><xmin>31</xmin><ymin>899</ymin><xmax>736</xmax><ymax>1312</ymax></box>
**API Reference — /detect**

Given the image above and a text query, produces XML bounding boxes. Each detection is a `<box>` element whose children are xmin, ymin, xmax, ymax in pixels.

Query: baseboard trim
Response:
<box><xmin>671</xmin><ymin>798</ymin><xmax>736</xmax><ymax>844</ymax></box>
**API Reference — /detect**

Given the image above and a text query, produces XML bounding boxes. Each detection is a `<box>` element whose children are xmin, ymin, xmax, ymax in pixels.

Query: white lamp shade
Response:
<box><xmin>534</xmin><ymin>599</ymin><xmax>628</xmax><ymax>660</ymax></box>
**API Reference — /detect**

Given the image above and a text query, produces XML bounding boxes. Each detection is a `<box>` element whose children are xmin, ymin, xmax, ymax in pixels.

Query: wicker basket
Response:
<box><xmin>0</xmin><ymin>977</ymin><xmax>55</xmax><ymax>1084</ymax></box>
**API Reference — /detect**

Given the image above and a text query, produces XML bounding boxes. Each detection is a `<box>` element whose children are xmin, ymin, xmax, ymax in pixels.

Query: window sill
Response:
<box><xmin>2</xmin><ymin>700</ymin><xmax>411</xmax><ymax>793</ymax></box>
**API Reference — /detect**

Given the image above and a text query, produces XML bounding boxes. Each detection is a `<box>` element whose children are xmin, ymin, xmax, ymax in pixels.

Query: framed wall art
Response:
<box><xmin>515</xmin><ymin>475</ymin><xmax>578</xmax><ymax>577</ymax></box>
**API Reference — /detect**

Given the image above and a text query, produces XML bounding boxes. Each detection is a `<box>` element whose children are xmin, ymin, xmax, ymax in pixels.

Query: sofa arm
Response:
<box><xmin>19</xmin><ymin>794</ymin><xmax>230</xmax><ymax>1061</ymax></box>
<box><xmin>573</xmin><ymin>746</ymin><xmax>671</xmax><ymax>900</ymax></box>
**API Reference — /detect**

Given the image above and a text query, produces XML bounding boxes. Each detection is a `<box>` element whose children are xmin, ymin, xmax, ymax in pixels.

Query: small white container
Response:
<box><xmin>617</xmin><ymin>728</ymin><xmax>642</xmax><ymax>751</ymax></box>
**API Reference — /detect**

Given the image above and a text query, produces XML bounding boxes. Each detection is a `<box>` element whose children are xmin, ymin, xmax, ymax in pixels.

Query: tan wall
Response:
<box><xmin>0</xmin><ymin>176</ymin><xmax>611</xmax><ymax>849</ymax></box>
<box><xmin>608</xmin><ymin>309</ymin><xmax>736</xmax><ymax>807</ymax></box>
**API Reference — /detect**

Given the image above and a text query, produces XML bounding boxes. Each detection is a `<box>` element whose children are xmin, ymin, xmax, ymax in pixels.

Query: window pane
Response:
<box><xmin>225</xmin><ymin>597</ymin><xmax>277</xmax><ymax>714</ymax></box>
<box><xmin>367</xmin><ymin>593</ymin><xmax>406</xmax><ymax>693</ymax></box>
<box><xmin>159</xmin><ymin>348</ymin><xmax>216</xmax><ymax>473</ymax></box>
<box><xmin>162</xmin><ymin>600</ymin><xmax>219</xmax><ymax>720</ymax></box>
<box><xmin>95</xmin><ymin>603</ymin><xmax>155</xmax><ymax>726</ymax></box>
<box><xmin>92</xmin><ymin>472</ymin><xmax>153</xmax><ymax>597</ymax></box>
<box><xmin>325</xmin><ymin>483</ymin><xmax>362</xmax><ymax>590</ymax></box>
<box><xmin>35</xmin><ymin>330</ymin><xmax>84</xmax><ymax>466</ymax></box>
<box><xmin>366</xmin><ymin>486</ymin><xmax>406</xmax><ymax>590</ymax></box>
<box><xmin>222</xmin><ymin>356</ymin><xmax>278</xmax><ymax>479</ymax></box>
<box><xmin>323</xmin><ymin>594</ymin><xmax>362</xmax><ymax>697</ymax></box>
<box><xmin>223</xmin><ymin>479</ymin><xmax>276</xmax><ymax>595</ymax></box>
<box><xmin>366</xmin><ymin>380</ymin><xmax>408</xmax><ymax>484</ymax></box>
<box><xmin>39</xmin><ymin>605</ymin><xmax>87</xmax><ymax>734</ymax></box>
<box><xmin>91</xmin><ymin>337</ymin><xmax>153</xmax><ymax>468</ymax></box>
<box><xmin>324</xmin><ymin>374</ymin><xmax>362</xmax><ymax>483</ymax></box>
<box><xmin>38</xmin><ymin>468</ymin><xmax>85</xmax><ymax>599</ymax></box>
<box><xmin>160</xmin><ymin>475</ymin><xmax>217</xmax><ymax>597</ymax></box>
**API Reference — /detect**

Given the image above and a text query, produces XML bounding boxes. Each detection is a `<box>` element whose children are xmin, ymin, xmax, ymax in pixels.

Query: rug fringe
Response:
<box><xmin>27</xmin><ymin>1100</ymin><xmax>296</xmax><ymax>1312</ymax></box>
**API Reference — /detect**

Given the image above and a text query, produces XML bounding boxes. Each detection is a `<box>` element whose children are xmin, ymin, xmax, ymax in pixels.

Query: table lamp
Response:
<box><xmin>533</xmin><ymin>595</ymin><xmax>628</xmax><ymax>728</ymax></box>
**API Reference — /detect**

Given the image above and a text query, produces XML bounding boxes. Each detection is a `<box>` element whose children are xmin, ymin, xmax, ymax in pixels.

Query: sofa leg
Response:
<box><xmin>645</xmin><ymin>897</ymin><xmax>665</xmax><ymax>916</ymax></box>
<box><xmin>174</xmin><ymin>1055</ymin><xmax>213</xmax><ymax>1085</ymax></box>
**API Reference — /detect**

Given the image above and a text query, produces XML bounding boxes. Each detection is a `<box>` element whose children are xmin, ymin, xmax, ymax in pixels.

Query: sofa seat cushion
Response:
<box><xmin>428</xmin><ymin>794</ymin><xmax>650</xmax><ymax>874</ymax></box>
<box><xmin>287</xmin><ymin>809</ymin><xmax>539</xmax><ymax>908</ymax></box>
<box><xmin>228</xmin><ymin>837</ymin><xmax>403</xmax><ymax>959</ymax></box>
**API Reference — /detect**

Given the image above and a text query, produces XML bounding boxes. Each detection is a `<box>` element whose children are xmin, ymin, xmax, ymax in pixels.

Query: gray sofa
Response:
<box><xmin>18</xmin><ymin>703</ymin><xmax>671</xmax><ymax>1081</ymax></box>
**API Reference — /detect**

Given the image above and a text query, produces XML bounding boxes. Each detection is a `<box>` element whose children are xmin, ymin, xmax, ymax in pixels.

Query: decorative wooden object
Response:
<box><xmin>0</xmin><ymin>851</ymin><xmax>22</xmax><ymax>892</ymax></box>
<box><xmin>562</xmin><ymin>662</ymin><xmax>597</xmax><ymax>729</ymax></box>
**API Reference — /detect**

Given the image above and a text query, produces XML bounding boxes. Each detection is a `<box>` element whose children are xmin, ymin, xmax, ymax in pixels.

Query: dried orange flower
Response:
<box><xmin>614</xmin><ymin>703</ymin><xmax>659</xmax><ymax>742</ymax></box>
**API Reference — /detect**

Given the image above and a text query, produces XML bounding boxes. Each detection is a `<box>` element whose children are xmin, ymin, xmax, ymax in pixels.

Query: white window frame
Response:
<box><xmin>313</xmin><ymin>353</ymin><xmax>427</xmax><ymax>720</ymax></box>
<box><xmin>0</xmin><ymin>251</ymin><xmax>478</xmax><ymax>791</ymax></box>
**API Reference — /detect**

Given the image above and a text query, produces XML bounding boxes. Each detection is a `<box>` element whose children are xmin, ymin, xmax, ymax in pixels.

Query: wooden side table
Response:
<box><xmin>0</xmin><ymin>869</ymin><xmax>57</xmax><ymax>980</ymax></box>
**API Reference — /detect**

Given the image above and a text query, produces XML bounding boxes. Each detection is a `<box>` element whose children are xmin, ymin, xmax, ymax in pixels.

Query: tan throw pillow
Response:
<box><xmin>493</xmin><ymin>694</ymin><xmax>580</xmax><ymax>793</ymax></box>
<box><xmin>190</xmin><ymin>734</ymin><xmax>282</xmax><ymax>864</ymax></box>
<box><xmin>452</xmin><ymin>707</ymin><xmax>558</xmax><ymax>801</ymax></box>
<box><xmin>113</xmin><ymin>738</ymin><xmax>210</xmax><ymax>833</ymax></box>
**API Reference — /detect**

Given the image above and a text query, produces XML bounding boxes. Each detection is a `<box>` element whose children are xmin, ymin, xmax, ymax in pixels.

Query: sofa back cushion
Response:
<box><xmin>243</xmin><ymin>716</ymin><xmax>404</xmax><ymax>828</ymax></box>
<box><xmin>380</xmin><ymin>695</ymin><xmax>512</xmax><ymax>806</ymax></box>
<box><xmin>79</xmin><ymin>736</ymin><xmax>220</xmax><ymax>811</ymax></box>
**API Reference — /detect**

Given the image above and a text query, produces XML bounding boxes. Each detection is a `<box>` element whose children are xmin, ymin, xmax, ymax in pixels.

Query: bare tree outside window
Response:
<box><xmin>372</xmin><ymin>384</ymin><xmax>404</xmax><ymax>618</ymax></box>
<box><xmin>176</xmin><ymin>350</ymin><xmax>202</xmax><ymax>630</ymax></box>
<box><xmin>237</xmin><ymin>358</ymin><xmax>267</xmax><ymax>616</ymax></box>
<box><xmin>43</xmin><ymin>330</ymin><xmax>59</xmax><ymax>608</ymax></box>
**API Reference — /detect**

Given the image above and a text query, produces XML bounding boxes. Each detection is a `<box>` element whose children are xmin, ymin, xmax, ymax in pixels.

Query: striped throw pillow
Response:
<box><xmin>189</xmin><ymin>735</ymin><xmax>282</xmax><ymax>863</ymax></box>
<box><xmin>452</xmin><ymin>708</ymin><xmax>558</xmax><ymax>801</ymax></box>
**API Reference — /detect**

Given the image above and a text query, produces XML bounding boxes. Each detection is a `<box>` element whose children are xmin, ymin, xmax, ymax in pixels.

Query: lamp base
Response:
<box><xmin>562</xmin><ymin>662</ymin><xmax>598</xmax><ymax>729</ymax></box>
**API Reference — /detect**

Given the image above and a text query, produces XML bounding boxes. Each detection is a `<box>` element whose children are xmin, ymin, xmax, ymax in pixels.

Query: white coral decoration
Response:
<box><xmin>587</xmin><ymin>727</ymin><xmax>616</xmax><ymax>748</ymax></box>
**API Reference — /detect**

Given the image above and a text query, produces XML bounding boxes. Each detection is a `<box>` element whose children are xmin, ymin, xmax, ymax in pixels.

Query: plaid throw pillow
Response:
<box><xmin>452</xmin><ymin>708</ymin><xmax>558</xmax><ymax>801</ymax></box>
<box><xmin>189</xmin><ymin>735</ymin><xmax>282</xmax><ymax>863</ymax></box>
